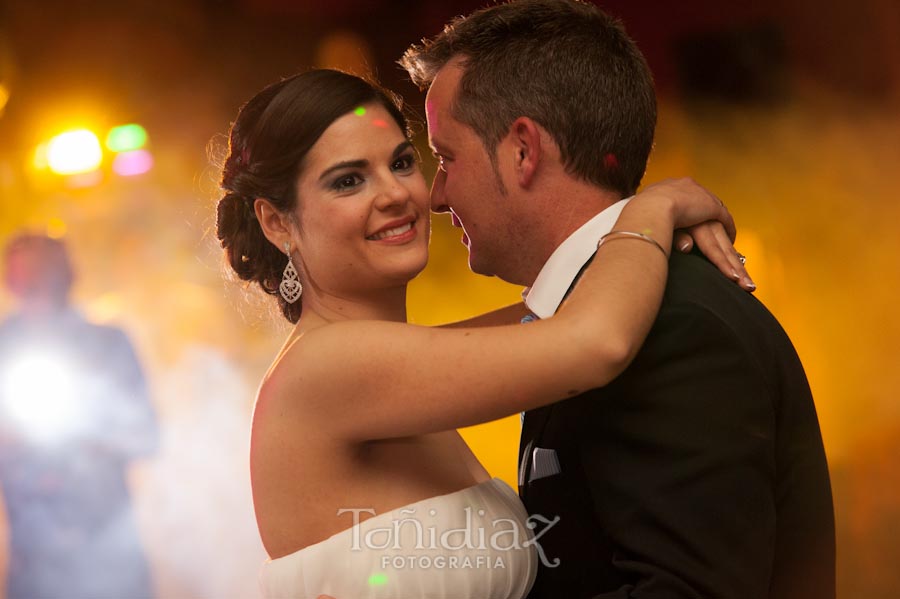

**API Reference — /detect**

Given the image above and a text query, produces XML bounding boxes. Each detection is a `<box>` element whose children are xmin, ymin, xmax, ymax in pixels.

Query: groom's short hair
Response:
<box><xmin>400</xmin><ymin>0</ymin><xmax>657</xmax><ymax>197</ymax></box>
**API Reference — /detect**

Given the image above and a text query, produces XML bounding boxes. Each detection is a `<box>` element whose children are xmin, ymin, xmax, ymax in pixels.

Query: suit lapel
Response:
<box><xmin>558</xmin><ymin>252</ymin><xmax>595</xmax><ymax>307</ymax></box>
<box><xmin>518</xmin><ymin>404</ymin><xmax>554</xmax><ymax>498</ymax></box>
<box><xmin>519</xmin><ymin>253</ymin><xmax>596</xmax><ymax>498</ymax></box>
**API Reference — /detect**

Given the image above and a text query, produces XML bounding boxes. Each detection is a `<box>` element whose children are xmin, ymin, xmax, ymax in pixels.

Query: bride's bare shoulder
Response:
<box><xmin>255</xmin><ymin>320</ymin><xmax>408</xmax><ymax>412</ymax></box>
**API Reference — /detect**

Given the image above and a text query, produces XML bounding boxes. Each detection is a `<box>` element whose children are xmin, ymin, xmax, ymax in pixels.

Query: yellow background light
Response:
<box><xmin>46</xmin><ymin>129</ymin><xmax>102</xmax><ymax>175</ymax></box>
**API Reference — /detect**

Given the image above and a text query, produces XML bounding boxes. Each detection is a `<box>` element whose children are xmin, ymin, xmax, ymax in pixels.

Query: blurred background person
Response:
<box><xmin>0</xmin><ymin>233</ymin><xmax>158</xmax><ymax>599</ymax></box>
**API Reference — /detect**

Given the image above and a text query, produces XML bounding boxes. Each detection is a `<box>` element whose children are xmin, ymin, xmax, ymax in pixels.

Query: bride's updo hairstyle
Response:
<box><xmin>216</xmin><ymin>70</ymin><xmax>410</xmax><ymax>323</ymax></box>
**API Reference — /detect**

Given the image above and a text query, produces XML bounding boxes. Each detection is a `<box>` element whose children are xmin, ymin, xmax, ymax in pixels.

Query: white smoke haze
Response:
<box><xmin>133</xmin><ymin>344</ymin><xmax>266</xmax><ymax>598</ymax></box>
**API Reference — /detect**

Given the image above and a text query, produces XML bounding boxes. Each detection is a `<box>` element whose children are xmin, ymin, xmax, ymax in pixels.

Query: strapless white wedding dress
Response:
<box><xmin>260</xmin><ymin>478</ymin><xmax>537</xmax><ymax>598</ymax></box>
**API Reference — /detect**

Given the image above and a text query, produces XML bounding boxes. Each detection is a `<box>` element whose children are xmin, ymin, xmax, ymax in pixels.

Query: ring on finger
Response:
<box><xmin>736</xmin><ymin>252</ymin><xmax>747</xmax><ymax>265</ymax></box>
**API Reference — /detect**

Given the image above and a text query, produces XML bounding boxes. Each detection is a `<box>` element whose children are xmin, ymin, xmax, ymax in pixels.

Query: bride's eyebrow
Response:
<box><xmin>318</xmin><ymin>159</ymin><xmax>367</xmax><ymax>182</ymax></box>
<box><xmin>318</xmin><ymin>142</ymin><xmax>414</xmax><ymax>181</ymax></box>
<box><xmin>392</xmin><ymin>141</ymin><xmax>414</xmax><ymax>157</ymax></box>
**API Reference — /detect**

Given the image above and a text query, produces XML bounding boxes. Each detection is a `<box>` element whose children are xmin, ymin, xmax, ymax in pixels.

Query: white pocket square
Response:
<box><xmin>529</xmin><ymin>447</ymin><xmax>562</xmax><ymax>482</ymax></box>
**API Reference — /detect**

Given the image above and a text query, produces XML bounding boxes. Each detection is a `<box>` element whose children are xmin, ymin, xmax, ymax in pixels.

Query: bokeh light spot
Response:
<box><xmin>112</xmin><ymin>149</ymin><xmax>154</xmax><ymax>177</ymax></box>
<box><xmin>106</xmin><ymin>123</ymin><xmax>148</xmax><ymax>152</ymax></box>
<box><xmin>46</xmin><ymin>129</ymin><xmax>102</xmax><ymax>175</ymax></box>
<box><xmin>0</xmin><ymin>351</ymin><xmax>79</xmax><ymax>444</ymax></box>
<box><xmin>371</xmin><ymin>119</ymin><xmax>388</xmax><ymax>128</ymax></box>
<box><xmin>368</xmin><ymin>573</ymin><xmax>388</xmax><ymax>587</ymax></box>
<box><xmin>354</xmin><ymin>106</ymin><xmax>366</xmax><ymax>116</ymax></box>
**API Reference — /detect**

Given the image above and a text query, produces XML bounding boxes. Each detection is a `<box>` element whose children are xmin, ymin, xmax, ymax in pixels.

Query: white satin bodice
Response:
<box><xmin>260</xmin><ymin>478</ymin><xmax>537</xmax><ymax>598</ymax></box>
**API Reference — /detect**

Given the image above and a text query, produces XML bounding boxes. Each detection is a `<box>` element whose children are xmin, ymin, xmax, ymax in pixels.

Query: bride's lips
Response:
<box><xmin>366</xmin><ymin>216</ymin><xmax>417</xmax><ymax>244</ymax></box>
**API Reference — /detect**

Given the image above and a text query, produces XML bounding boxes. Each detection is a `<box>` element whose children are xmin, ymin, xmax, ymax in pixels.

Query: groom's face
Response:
<box><xmin>425</xmin><ymin>61</ymin><xmax>518</xmax><ymax>279</ymax></box>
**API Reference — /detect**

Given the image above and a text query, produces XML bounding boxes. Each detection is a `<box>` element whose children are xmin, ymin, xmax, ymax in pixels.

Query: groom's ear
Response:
<box><xmin>508</xmin><ymin>117</ymin><xmax>543</xmax><ymax>189</ymax></box>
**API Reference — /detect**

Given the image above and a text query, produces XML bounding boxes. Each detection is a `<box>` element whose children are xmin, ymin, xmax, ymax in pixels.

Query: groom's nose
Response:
<box><xmin>430</xmin><ymin>169</ymin><xmax>450</xmax><ymax>213</ymax></box>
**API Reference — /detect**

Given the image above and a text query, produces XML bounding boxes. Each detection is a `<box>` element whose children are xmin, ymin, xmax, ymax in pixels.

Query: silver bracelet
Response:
<box><xmin>597</xmin><ymin>230</ymin><xmax>668</xmax><ymax>258</ymax></box>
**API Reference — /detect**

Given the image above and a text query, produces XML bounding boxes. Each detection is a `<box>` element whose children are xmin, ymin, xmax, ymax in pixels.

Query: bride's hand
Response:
<box><xmin>675</xmin><ymin>222</ymin><xmax>756</xmax><ymax>292</ymax></box>
<box><xmin>635</xmin><ymin>178</ymin><xmax>754</xmax><ymax>291</ymax></box>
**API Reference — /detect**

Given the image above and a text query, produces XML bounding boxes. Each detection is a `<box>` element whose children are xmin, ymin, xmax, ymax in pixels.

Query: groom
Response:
<box><xmin>401</xmin><ymin>1</ymin><xmax>835</xmax><ymax>597</ymax></box>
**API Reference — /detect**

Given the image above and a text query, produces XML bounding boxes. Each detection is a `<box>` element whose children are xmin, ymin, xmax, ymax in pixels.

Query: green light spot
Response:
<box><xmin>368</xmin><ymin>573</ymin><xmax>388</xmax><ymax>587</ymax></box>
<box><xmin>354</xmin><ymin>106</ymin><xmax>367</xmax><ymax>116</ymax></box>
<box><xmin>105</xmin><ymin>124</ymin><xmax>148</xmax><ymax>152</ymax></box>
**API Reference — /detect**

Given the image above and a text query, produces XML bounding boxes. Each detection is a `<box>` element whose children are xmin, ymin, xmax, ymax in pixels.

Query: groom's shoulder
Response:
<box><xmin>663</xmin><ymin>250</ymin><xmax>761</xmax><ymax>311</ymax></box>
<box><xmin>657</xmin><ymin>250</ymin><xmax>797</xmax><ymax>352</ymax></box>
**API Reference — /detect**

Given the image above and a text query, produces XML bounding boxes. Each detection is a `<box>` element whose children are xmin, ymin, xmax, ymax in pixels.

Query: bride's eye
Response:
<box><xmin>391</xmin><ymin>153</ymin><xmax>417</xmax><ymax>172</ymax></box>
<box><xmin>331</xmin><ymin>173</ymin><xmax>363</xmax><ymax>192</ymax></box>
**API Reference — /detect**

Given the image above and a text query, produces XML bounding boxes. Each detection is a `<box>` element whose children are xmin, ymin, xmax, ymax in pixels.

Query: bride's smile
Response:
<box><xmin>291</xmin><ymin>104</ymin><xmax>430</xmax><ymax>298</ymax></box>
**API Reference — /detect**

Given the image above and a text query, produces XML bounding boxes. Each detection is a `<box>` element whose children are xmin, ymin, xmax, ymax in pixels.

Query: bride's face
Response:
<box><xmin>291</xmin><ymin>103</ymin><xmax>430</xmax><ymax>295</ymax></box>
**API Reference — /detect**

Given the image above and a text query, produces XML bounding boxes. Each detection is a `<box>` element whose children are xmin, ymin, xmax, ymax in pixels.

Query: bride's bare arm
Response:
<box><xmin>438</xmin><ymin>303</ymin><xmax>531</xmax><ymax>328</ymax></box>
<box><xmin>268</xmin><ymin>179</ymin><xmax>739</xmax><ymax>440</ymax></box>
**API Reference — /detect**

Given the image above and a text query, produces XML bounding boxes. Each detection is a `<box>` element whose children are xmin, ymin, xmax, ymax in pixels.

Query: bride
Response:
<box><xmin>215</xmin><ymin>69</ymin><xmax>744</xmax><ymax>598</ymax></box>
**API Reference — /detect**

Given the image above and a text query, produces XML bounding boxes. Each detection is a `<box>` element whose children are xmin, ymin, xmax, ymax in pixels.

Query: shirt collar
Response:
<box><xmin>523</xmin><ymin>198</ymin><xmax>631</xmax><ymax>318</ymax></box>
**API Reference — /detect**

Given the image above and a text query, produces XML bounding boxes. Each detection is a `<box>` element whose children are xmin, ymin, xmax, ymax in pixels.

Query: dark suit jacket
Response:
<box><xmin>520</xmin><ymin>250</ymin><xmax>835</xmax><ymax>599</ymax></box>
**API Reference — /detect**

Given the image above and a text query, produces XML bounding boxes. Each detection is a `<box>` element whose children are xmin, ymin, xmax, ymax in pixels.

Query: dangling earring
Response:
<box><xmin>279</xmin><ymin>242</ymin><xmax>302</xmax><ymax>304</ymax></box>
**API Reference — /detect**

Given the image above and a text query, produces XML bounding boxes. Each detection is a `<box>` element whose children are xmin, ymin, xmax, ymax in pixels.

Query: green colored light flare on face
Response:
<box><xmin>367</xmin><ymin>573</ymin><xmax>388</xmax><ymax>586</ymax></box>
<box><xmin>105</xmin><ymin>124</ymin><xmax>148</xmax><ymax>152</ymax></box>
<box><xmin>354</xmin><ymin>106</ymin><xmax>367</xmax><ymax>116</ymax></box>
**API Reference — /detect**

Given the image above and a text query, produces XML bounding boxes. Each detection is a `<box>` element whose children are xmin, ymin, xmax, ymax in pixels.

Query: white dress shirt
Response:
<box><xmin>524</xmin><ymin>198</ymin><xmax>631</xmax><ymax>318</ymax></box>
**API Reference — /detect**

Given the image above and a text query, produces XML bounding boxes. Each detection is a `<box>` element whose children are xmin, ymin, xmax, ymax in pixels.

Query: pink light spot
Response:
<box><xmin>371</xmin><ymin>119</ymin><xmax>389</xmax><ymax>128</ymax></box>
<box><xmin>113</xmin><ymin>149</ymin><xmax>153</xmax><ymax>177</ymax></box>
<box><xmin>603</xmin><ymin>153</ymin><xmax>618</xmax><ymax>169</ymax></box>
